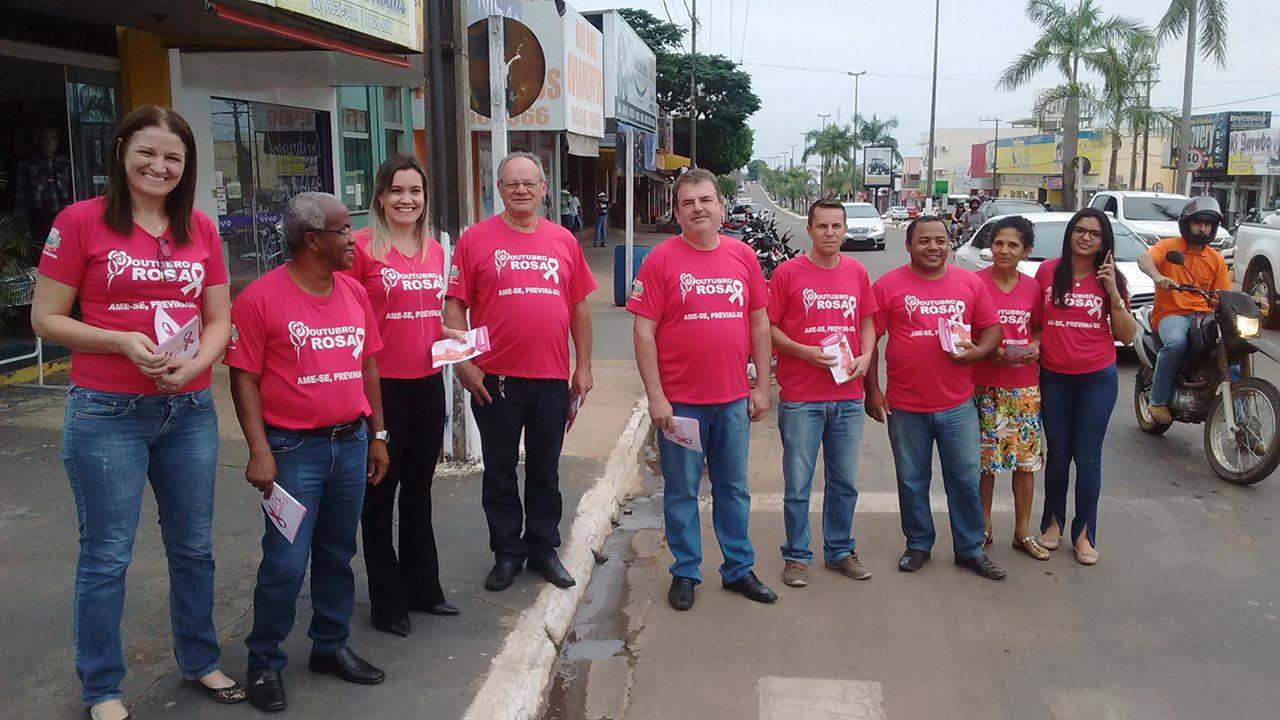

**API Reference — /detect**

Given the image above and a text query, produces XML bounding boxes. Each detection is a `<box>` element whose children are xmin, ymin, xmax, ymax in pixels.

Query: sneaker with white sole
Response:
<box><xmin>826</xmin><ymin>552</ymin><xmax>872</xmax><ymax>580</ymax></box>
<box><xmin>782</xmin><ymin>561</ymin><xmax>809</xmax><ymax>587</ymax></box>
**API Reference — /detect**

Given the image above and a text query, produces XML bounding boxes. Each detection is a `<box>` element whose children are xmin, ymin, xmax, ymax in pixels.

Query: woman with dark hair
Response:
<box><xmin>31</xmin><ymin>106</ymin><xmax>243</xmax><ymax>718</ymax></box>
<box><xmin>972</xmin><ymin>215</ymin><xmax>1048</xmax><ymax>560</ymax></box>
<box><xmin>346</xmin><ymin>154</ymin><xmax>460</xmax><ymax>637</ymax></box>
<box><xmin>1033</xmin><ymin>208</ymin><xmax>1137</xmax><ymax>566</ymax></box>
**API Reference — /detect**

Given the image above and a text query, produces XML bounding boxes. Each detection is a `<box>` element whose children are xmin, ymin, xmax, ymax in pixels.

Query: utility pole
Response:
<box><xmin>848</xmin><ymin>70</ymin><xmax>866</xmax><ymax>185</ymax></box>
<box><xmin>924</xmin><ymin>0</ymin><xmax>940</xmax><ymax>212</ymax></box>
<box><xmin>1140</xmin><ymin>67</ymin><xmax>1158</xmax><ymax>191</ymax></box>
<box><xmin>980</xmin><ymin>116</ymin><xmax>1001</xmax><ymax>197</ymax></box>
<box><xmin>689</xmin><ymin>0</ymin><xmax>698</xmax><ymax>167</ymax></box>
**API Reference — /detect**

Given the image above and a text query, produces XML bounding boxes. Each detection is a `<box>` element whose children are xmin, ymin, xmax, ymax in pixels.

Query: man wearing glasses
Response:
<box><xmin>445</xmin><ymin>152</ymin><xmax>597</xmax><ymax>592</ymax></box>
<box><xmin>225</xmin><ymin>192</ymin><xmax>391</xmax><ymax>712</ymax></box>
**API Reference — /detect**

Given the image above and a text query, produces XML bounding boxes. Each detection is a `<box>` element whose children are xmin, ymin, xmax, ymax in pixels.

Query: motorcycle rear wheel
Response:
<box><xmin>1204</xmin><ymin>377</ymin><xmax>1280</xmax><ymax>485</ymax></box>
<box><xmin>1134</xmin><ymin>367</ymin><xmax>1172</xmax><ymax>435</ymax></box>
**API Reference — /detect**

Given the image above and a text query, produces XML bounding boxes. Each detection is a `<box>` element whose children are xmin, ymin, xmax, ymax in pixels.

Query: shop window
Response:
<box><xmin>383</xmin><ymin>87</ymin><xmax>407</xmax><ymax>158</ymax></box>
<box><xmin>339</xmin><ymin>87</ymin><xmax>373</xmax><ymax>213</ymax></box>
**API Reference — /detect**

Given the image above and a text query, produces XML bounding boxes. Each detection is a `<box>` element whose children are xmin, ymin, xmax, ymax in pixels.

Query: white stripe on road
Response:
<box><xmin>758</xmin><ymin>677</ymin><xmax>885</xmax><ymax>720</ymax></box>
<box><xmin>696</xmin><ymin>491</ymin><xmax>1014</xmax><ymax>514</ymax></box>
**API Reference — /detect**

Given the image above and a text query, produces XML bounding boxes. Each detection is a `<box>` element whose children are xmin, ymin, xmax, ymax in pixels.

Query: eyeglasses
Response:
<box><xmin>311</xmin><ymin>226</ymin><xmax>354</xmax><ymax>238</ymax></box>
<box><xmin>500</xmin><ymin>180</ymin><xmax>543</xmax><ymax>191</ymax></box>
<box><xmin>1071</xmin><ymin>227</ymin><xmax>1104</xmax><ymax>241</ymax></box>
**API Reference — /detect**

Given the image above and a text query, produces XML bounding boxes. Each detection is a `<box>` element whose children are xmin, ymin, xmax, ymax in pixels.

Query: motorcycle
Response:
<box><xmin>740</xmin><ymin>217</ymin><xmax>798</xmax><ymax>280</ymax></box>
<box><xmin>1230</xmin><ymin>207</ymin><xmax>1261</xmax><ymax>235</ymax></box>
<box><xmin>1133</xmin><ymin>251</ymin><xmax>1280</xmax><ymax>484</ymax></box>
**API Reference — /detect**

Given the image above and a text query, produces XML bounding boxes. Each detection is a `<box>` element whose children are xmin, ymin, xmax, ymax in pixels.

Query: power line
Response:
<box><xmin>1191</xmin><ymin>90</ymin><xmax>1280</xmax><ymax>110</ymax></box>
<box><xmin>739</xmin><ymin>0</ymin><xmax>750</xmax><ymax>64</ymax></box>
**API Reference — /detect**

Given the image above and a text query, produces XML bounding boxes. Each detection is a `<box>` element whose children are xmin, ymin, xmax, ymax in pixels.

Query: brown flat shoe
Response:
<box><xmin>1012</xmin><ymin>536</ymin><xmax>1051</xmax><ymax>561</ymax></box>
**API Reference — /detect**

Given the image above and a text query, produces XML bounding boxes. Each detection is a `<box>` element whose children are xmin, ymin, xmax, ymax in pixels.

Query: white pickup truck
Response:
<box><xmin>1234</xmin><ymin>222</ymin><xmax>1280</xmax><ymax>327</ymax></box>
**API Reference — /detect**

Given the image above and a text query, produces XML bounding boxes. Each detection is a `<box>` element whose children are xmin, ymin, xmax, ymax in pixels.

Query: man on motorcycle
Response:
<box><xmin>1137</xmin><ymin>196</ymin><xmax>1233</xmax><ymax>424</ymax></box>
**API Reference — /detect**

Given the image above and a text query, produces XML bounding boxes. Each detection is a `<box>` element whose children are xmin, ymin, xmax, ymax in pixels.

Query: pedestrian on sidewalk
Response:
<box><xmin>628</xmin><ymin>168</ymin><xmax>776</xmax><ymax>611</ymax></box>
<box><xmin>864</xmin><ymin>215</ymin><xmax>1008</xmax><ymax>581</ymax></box>
<box><xmin>1035</xmin><ymin>209</ymin><xmax>1136</xmax><ymax>566</ymax></box>
<box><xmin>594</xmin><ymin>191</ymin><xmax>610</xmax><ymax>247</ymax></box>
<box><xmin>226</xmin><ymin>192</ymin><xmax>391</xmax><ymax>713</ymax></box>
<box><xmin>768</xmin><ymin>199</ymin><xmax>878</xmax><ymax>588</ymax></box>
<box><xmin>31</xmin><ymin>106</ymin><xmax>244</xmax><ymax>720</ymax></box>
<box><xmin>445</xmin><ymin>151</ymin><xmax>597</xmax><ymax>593</ymax></box>
<box><xmin>971</xmin><ymin>216</ymin><xmax>1049</xmax><ymax>561</ymax></box>
<box><xmin>569</xmin><ymin>191</ymin><xmax>582</xmax><ymax>232</ymax></box>
<box><xmin>345</xmin><ymin>155</ymin><xmax>462</xmax><ymax>638</ymax></box>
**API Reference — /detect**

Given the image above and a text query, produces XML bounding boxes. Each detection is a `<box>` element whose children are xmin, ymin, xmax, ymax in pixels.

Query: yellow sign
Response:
<box><xmin>247</xmin><ymin>0</ymin><xmax>422</xmax><ymax>52</ymax></box>
<box><xmin>995</xmin><ymin>132</ymin><xmax>1106</xmax><ymax>174</ymax></box>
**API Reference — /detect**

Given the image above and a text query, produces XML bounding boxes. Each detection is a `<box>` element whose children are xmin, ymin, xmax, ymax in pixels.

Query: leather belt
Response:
<box><xmin>266</xmin><ymin>418</ymin><xmax>364</xmax><ymax>439</ymax></box>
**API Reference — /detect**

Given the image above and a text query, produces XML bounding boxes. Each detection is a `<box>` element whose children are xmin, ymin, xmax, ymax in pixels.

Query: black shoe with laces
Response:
<box><xmin>898</xmin><ymin>549</ymin><xmax>931</xmax><ymax>572</ymax></box>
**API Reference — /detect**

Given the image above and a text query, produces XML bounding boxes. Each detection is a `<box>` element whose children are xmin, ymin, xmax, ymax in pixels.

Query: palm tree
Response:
<box><xmin>802</xmin><ymin>124</ymin><xmax>857</xmax><ymax>197</ymax></box>
<box><xmin>998</xmin><ymin>0</ymin><xmax>1143</xmax><ymax>210</ymax></box>
<box><xmin>855</xmin><ymin>114</ymin><xmax>903</xmax><ymax>164</ymax></box>
<box><xmin>1097</xmin><ymin>32</ymin><xmax>1159</xmax><ymax>189</ymax></box>
<box><xmin>1157</xmin><ymin>0</ymin><xmax>1229</xmax><ymax>195</ymax></box>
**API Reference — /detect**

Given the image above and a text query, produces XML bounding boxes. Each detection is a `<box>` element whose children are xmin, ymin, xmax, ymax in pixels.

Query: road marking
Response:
<box><xmin>758</xmin><ymin>677</ymin><xmax>884</xmax><ymax>720</ymax></box>
<box><xmin>697</xmin><ymin>491</ymin><xmax>1014</xmax><ymax>514</ymax></box>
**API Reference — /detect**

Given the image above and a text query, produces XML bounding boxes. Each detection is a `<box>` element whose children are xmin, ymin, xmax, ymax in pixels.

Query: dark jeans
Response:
<box><xmin>362</xmin><ymin>374</ymin><xmax>446</xmax><ymax>624</ymax></box>
<box><xmin>1040</xmin><ymin>364</ymin><xmax>1118</xmax><ymax>547</ymax></box>
<box><xmin>471</xmin><ymin>375</ymin><xmax>570</xmax><ymax>563</ymax></box>
<box><xmin>61</xmin><ymin>387</ymin><xmax>221</xmax><ymax>707</ymax></box>
<box><xmin>245</xmin><ymin>424</ymin><xmax>368</xmax><ymax>672</ymax></box>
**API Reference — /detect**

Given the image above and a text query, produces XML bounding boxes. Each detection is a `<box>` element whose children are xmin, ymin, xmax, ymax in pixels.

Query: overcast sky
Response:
<box><xmin>581</xmin><ymin>0</ymin><xmax>1280</xmax><ymax>165</ymax></box>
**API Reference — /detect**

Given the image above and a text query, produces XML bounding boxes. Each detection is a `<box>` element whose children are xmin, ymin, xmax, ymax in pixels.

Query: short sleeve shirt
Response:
<box><xmin>1147</xmin><ymin>237</ymin><xmax>1230</xmax><ymax>331</ymax></box>
<box><xmin>36</xmin><ymin>197</ymin><xmax>228</xmax><ymax>394</ymax></box>
<box><xmin>1036</xmin><ymin>258</ymin><xmax>1124</xmax><ymax>375</ymax></box>
<box><xmin>972</xmin><ymin>268</ymin><xmax>1043</xmax><ymax>389</ymax></box>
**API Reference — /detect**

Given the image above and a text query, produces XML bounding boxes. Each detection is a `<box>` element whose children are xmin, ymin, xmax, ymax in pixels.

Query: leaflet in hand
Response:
<box><xmin>937</xmin><ymin>317</ymin><xmax>972</xmax><ymax>354</ymax></box>
<box><xmin>155</xmin><ymin>308</ymin><xmax>201</xmax><ymax>360</ymax></box>
<box><xmin>661</xmin><ymin>416</ymin><xmax>703</xmax><ymax>452</ymax></box>
<box><xmin>821</xmin><ymin>333</ymin><xmax>857</xmax><ymax>385</ymax></box>
<box><xmin>432</xmin><ymin>326</ymin><xmax>492</xmax><ymax>368</ymax></box>
<box><xmin>262</xmin><ymin>484</ymin><xmax>307</xmax><ymax>544</ymax></box>
<box><xmin>565</xmin><ymin>390</ymin><xmax>582</xmax><ymax>434</ymax></box>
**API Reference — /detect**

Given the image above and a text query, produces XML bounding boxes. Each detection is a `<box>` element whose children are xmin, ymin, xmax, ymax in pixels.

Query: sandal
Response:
<box><xmin>1012</xmin><ymin>536</ymin><xmax>1051</xmax><ymax>561</ymax></box>
<box><xmin>184</xmin><ymin>677</ymin><xmax>248</xmax><ymax>704</ymax></box>
<box><xmin>983</xmin><ymin>531</ymin><xmax>993</xmax><ymax>547</ymax></box>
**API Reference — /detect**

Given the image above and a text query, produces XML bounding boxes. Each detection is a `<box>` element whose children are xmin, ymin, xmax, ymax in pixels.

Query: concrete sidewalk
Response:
<box><xmin>0</xmin><ymin>227</ymin><xmax>658</xmax><ymax>720</ymax></box>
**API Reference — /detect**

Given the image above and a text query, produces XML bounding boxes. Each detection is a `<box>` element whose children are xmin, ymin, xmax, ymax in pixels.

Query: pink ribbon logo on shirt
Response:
<box><xmin>679</xmin><ymin>273</ymin><xmax>696</xmax><ymax>301</ymax></box>
<box><xmin>180</xmin><ymin>263</ymin><xmax>205</xmax><ymax>298</ymax></box>
<box><xmin>728</xmin><ymin>280</ymin><xmax>745</xmax><ymax>306</ymax></box>
<box><xmin>802</xmin><ymin>288</ymin><xmax>817</xmax><ymax>313</ymax></box>
<box><xmin>106</xmin><ymin>250</ymin><xmax>131</xmax><ymax>288</ymax></box>
<box><xmin>381</xmin><ymin>267</ymin><xmax>401</xmax><ymax>299</ymax></box>
<box><xmin>1085</xmin><ymin>295</ymin><xmax>1104</xmax><ymax>319</ymax></box>
<box><xmin>843</xmin><ymin>297</ymin><xmax>857</xmax><ymax>320</ymax></box>
<box><xmin>494</xmin><ymin>249</ymin><xmax>511</xmax><ymax>275</ymax></box>
<box><xmin>288</xmin><ymin>321</ymin><xmax>309</xmax><ymax>358</ymax></box>
<box><xmin>543</xmin><ymin>257</ymin><xmax>560</xmax><ymax>284</ymax></box>
<box><xmin>352</xmin><ymin>327</ymin><xmax>366</xmax><ymax>359</ymax></box>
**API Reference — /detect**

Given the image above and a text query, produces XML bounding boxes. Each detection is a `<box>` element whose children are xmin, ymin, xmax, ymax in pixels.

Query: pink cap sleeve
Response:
<box><xmin>196</xmin><ymin>212</ymin><xmax>229</xmax><ymax>287</ymax></box>
<box><xmin>355</xmin><ymin>280</ymin><xmax>383</xmax><ymax>358</ymax></box>
<box><xmin>36</xmin><ymin>204</ymin><xmax>88</xmax><ymax>288</ymax></box>
<box><xmin>567</xmin><ymin>239</ymin><xmax>598</xmax><ymax>303</ymax></box>
<box><xmin>445</xmin><ymin>231</ymin><xmax>471</xmax><ymax>305</ymax></box>
<box><xmin>872</xmin><ymin>277</ymin><xmax>889</xmax><ymax>337</ymax></box>
<box><xmin>856</xmin><ymin>262</ymin><xmax>878</xmax><ymax>319</ymax></box>
<box><xmin>970</xmin><ymin>273</ymin><xmax>999</xmax><ymax>329</ymax></box>
<box><xmin>765</xmin><ymin>262</ymin><xmax>786</xmax><ymax>324</ymax></box>
<box><xmin>626</xmin><ymin>247</ymin><xmax>663</xmax><ymax>321</ymax></box>
<box><xmin>745</xmin><ymin>246</ymin><xmax>768</xmax><ymax>312</ymax></box>
<box><xmin>224</xmin><ymin>291</ymin><xmax>266</xmax><ymax>373</ymax></box>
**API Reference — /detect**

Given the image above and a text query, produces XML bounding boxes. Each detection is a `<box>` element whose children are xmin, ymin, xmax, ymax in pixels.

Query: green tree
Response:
<box><xmin>658</xmin><ymin>53</ymin><xmax>761</xmax><ymax>174</ymax></box>
<box><xmin>802</xmin><ymin>123</ymin><xmax>857</xmax><ymax>196</ymax></box>
<box><xmin>855</xmin><ymin>113</ymin><xmax>903</xmax><ymax>164</ymax></box>
<box><xmin>746</xmin><ymin>159</ymin><xmax>768</xmax><ymax>181</ymax></box>
<box><xmin>616</xmin><ymin>8</ymin><xmax>684</xmax><ymax>51</ymax></box>
<box><xmin>717</xmin><ymin>174</ymin><xmax>739</xmax><ymax>201</ymax></box>
<box><xmin>998</xmin><ymin>0</ymin><xmax>1143</xmax><ymax>210</ymax></box>
<box><xmin>1157</xmin><ymin>0</ymin><xmax>1229</xmax><ymax>195</ymax></box>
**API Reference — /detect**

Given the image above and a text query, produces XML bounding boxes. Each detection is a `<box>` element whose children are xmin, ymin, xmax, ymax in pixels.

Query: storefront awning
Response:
<box><xmin>567</xmin><ymin>132</ymin><xmax>600</xmax><ymax>158</ymax></box>
<box><xmin>660</xmin><ymin>153</ymin><xmax>691</xmax><ymax>172</ymax></box>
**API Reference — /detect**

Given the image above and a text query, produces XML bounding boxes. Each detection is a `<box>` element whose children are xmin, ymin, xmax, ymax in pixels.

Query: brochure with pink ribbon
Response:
<box><xmin>662</xmin><ymin>416</ymin><xmax>703</xmax><ymax>452</ymax></box>
<box><xmin>262</xmin><ymin>484</ymin><xmax>307</xmax><ymax>544</ymax></box>
<box><xmin>431</xmin><ymin>326</ymin><xmax>492</xmax><ymax>368</ymax></box>
<box><xmin>820</xmin><ymin>333</ymin><xmax>857</xmax><ymax>385</ymax></box>
<box><xmin>937</xmin><ymin>317</ymin><xmax>972</xmax><ymax>354</ymax></box>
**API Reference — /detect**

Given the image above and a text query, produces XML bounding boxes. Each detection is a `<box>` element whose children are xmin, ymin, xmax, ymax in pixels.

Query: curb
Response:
<box><xmin>0</xmin><ymin>358</ymin><xmax>69</xmax><ymax>388</ymax></box>
<box><xmin>759</xmin><ymin>192</ymin><xmax>804</xmax><ymax>221</ymax></box>
<box><xmin>461</xmin><ymin>398</ymin><xmax>653</xmax><ymax>720</ymax></box>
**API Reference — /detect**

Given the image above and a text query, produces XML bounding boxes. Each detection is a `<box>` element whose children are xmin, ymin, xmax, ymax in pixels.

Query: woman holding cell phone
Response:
<box><xmin>1033</xmin><ymin>208</ymin><xmax>1137</xmax><ymax>566</ymax></box>
<box><xmin>31</xmin><ymin>106</ymin><xmax>242</xmax><ymax>719</ymax></box>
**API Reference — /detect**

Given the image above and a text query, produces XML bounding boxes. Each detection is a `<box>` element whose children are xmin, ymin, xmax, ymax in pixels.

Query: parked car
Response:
<box><xmin>886</xmin><ymin>205</ymin><xmax>910</xmax><ymax>221</ymax></box>
<box><xmin>729</xmin><ymin>203</ymin><xmax>757</xmax><ymax>223</ymax></box>
<box><xmin>907</xmin><ymin>206</ymin><xmax>921</xmax><ymax>219</ymax></box>
<box><xmin>953</xmin><ymin>212</ymin><xmax>1155</xmax><ymax>338</ymax></box>
<box><xmin>1233</xmin><ymin>221</ymin><xmax>1280</xmax><ymax>328</ymax></box>
<box><xmin>1088</xmin><ymin>190</ymin><xmax>1234</xmax><ymax>266</ymax></box>
<box><xmin>975</xmin><ymin>198</ymin><xmax>1049</xmax><ymax>225</ymax></box>
<box><xmin>841</xmin><ymin>202</ymin><xmax>886</xmax><ymax>251</ymax></box>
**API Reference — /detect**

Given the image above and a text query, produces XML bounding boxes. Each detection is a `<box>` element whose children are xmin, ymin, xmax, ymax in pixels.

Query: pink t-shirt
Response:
<box><xmin>627</xmin><ymin>235</ymin><xmax>768</xmax><ymax>405</ymax></box>
<box><xmin>446</xmin><ymin>215</ymin><xmax>596</xmax><ymax>379</ymax></box>
<box><xmin>767</xmin><ymin>254</ymin><xmax>877</xmax><ymax>402</ymax></box>
<box><xmin>1035</xmin><ymin>258</ymin><xmax>1122</xmax><ymax>375</ymax></box>
<box><xmin>872</xmin><ymin>264</ymin><xmax>999</xmax><ymax>413</ymax></box>
<box><xmin>345</xmin><ymin>228</ymin><xmax>446</xmax><ymax>379</ymax></box>
<box><xmin>972</xmin><ymin>267</ymin><xmax>1043</xmax><ymax>389</ymax></box>
<box><xmin>224</xmin><ymin>265</ymin><xmax>383</xmax><ymax>430</ymax></box>
<box><xmin>37</xmin><ymin>197</ymin><xmax>228</xmax><ymax>394</ymax></box>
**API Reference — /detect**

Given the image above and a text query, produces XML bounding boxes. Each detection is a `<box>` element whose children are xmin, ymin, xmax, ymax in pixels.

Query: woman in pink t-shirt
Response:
<box><xmin>1034</xmin><ymin>208</ymin><xmax>1137</xmax><ymax>567</ymax></box>
<box><xmin>971</xmin><ymin>216</ymin><xmax>1048</xmax><ymax>561</ymax></box>
<box><xmin>30</xmin><ymin>106</ymin><xmax>244</xmax><ymax>716</ymax></box>
<box><xmin>346</xmin><ymin>154</ymin><xmax>460</xmax><ymax>635</ymax></box>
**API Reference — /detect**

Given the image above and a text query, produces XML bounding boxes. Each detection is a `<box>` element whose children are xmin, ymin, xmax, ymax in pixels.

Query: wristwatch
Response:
<box><xmin>372</xmin><ymin>430</ymin><xmax>390</xmax><ymax>443</ymax></box>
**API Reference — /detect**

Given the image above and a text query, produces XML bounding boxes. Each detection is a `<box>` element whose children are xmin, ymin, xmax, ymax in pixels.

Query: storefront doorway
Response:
<box><xmin>210</xmin><ymin>98</ymin><xmax>332</xmax><ymax>293</ymax></box>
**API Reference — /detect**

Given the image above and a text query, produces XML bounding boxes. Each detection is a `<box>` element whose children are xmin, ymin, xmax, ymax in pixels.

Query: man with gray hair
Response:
<box><xmin>225</xmin><ymin>191</ymin><xmax>391</xmax><ymax>712</ymax></box>
<box><xmin>446</xmin><ymin>151</ymin><xmax>597</xmax><ymax>592</ymax></box>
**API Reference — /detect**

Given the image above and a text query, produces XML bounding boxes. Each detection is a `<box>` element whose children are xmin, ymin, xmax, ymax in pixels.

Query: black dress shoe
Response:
<box><xmin>898</xmin><ymin>549</ymin><xmax>931</xmax><ymax>573</ymax></box>
<box><xmin>528</xmin><ymin>554</ymin><xmax>576</xmax><ymax>589</ymax></box>
<box><xmin>372</xmin><ymin>616</ymin><xmax>411</xmax><ymax>637</ymax></box>
<box><xmin>307</xmin><ymin>647</ymin><xmax>385</xmax><ymax>685</ymax></box>
<box><xmin>721</xmin><ymin>571</ymin><xmax>778</xmax><ymax>603</ymax></box>
<box><xmin>955</xmin><ymin>553</ymin><xmax>1008</xmax><ymax>580</ymax></box>
<box><xmin>246</xmin><ymin>668</ymin><xmax>286</xmax><ymax>713</ymax></box>
<box><xmin>668</xmin><ymin>577</ymin><xmax>695</xmax><ymax>611</ymax></box>
<box><xmin>425</xmin><ymin>601</ymin><xmax>460</xmax><ymax>616</ymax></box>
<box><xmin>484</xmin><ymin>560</ymin><xmax>523</xmax><ymax>592</ymax></box>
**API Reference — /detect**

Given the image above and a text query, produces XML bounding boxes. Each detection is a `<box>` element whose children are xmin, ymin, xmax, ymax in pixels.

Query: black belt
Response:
<box><xmin>267</xmin><ymin>419</ymin><xmax>364</xmax><ymax>439</ymax></box>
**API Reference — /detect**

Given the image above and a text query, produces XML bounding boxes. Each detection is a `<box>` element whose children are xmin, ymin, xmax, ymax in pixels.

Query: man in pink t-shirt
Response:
<box><xmin>768</xmin><ymin>200</ymin><xmax>877</xmax><ymax>588</ymax></box>
<box><xmin>628</xmin><ymin>169</ymin><xmax>775</xmax><ymax>611</ymax></box>
<box><xmin>225</xmin><ymin>192</ymin><xmax>390</xmax><ymax>709</ymax></box>
<box><xmin>444</xmin><ymin>152</ymin><xmax>597</xmax><ymax>593</ymax></box>
<box><xmin>864</xmin><ymin>216</ymin><xmax>1008</xmax><ymax>581</ymax></box>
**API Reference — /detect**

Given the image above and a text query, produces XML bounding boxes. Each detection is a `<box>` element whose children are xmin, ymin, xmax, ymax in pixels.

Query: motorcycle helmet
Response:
<box><xmin>1178</xmin><ymin>196</ymin><xmax>1223</xmax><ymax>243</ymax></box>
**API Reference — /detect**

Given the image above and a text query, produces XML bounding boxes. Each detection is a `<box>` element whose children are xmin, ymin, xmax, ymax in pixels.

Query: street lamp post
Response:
<box><xmin>817</xmin><ymin>113</ymin><xmax>831</xmax><ymax>196</ymax></box>
<box><xmin>848</xmin><ymin>70</ymin><xmax>866</xmax><ymax>191</ymax></box>
<box><xmin>924</xmin><ymin>0</ymin><xmax>940</xmax><ymax>212</ymax></box>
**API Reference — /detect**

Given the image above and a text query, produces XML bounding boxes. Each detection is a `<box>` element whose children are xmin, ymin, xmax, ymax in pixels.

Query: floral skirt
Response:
<box><xmin>975</xmin><ymin>385</ymin><xmax>1044</xmax><ymax>474</ymax></box>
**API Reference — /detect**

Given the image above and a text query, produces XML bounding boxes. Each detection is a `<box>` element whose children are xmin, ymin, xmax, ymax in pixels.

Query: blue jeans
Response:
<box><xmin>657</xmin><ymin>399</ymin><xmax>754</xmax><ymax>584</ymax></box>
<box><xmin>886</xmin><ymin>400</ymin><xmax>986</xmax><ymax>559</ymax></box>
<box><xmin>245</xmin><ymin>425</ymin><xmax>368</xmax><ymax>672</ymax></box>
<box><xmin>1151</xmin><ymin>313</ymin><xmax>1196</xmax><ymax>406</ymax></box>
<box><xmin>61</xmin><ymin>386</ymin><xmax>221</xmax><ymax>707</ymax></box>
<box><xmin>778</xmin><ymin>400</ymin><xmax>864</xmax><ymax>564</ymax></box>
<box><xmin>1040</xmin><ymin>365</ymin><xmax>1118</xmax><ymax>547</ymax></box>
<box><xmin>594</xmin><ymin>214</ymin><xmax>608</xmax><ymax>244</ymax></box>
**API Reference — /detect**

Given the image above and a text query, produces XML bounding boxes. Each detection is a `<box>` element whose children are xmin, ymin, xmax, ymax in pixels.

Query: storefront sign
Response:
<box><xmin>253</xmin><ymin>104</ymin><xmax>318</xmax><ymax>133</ymax></box>
<box><xmin>864</xmin><ymin>146</ymin><xmax>893</xmax><ymax>186</ymax></box>
<box><xmin>246</xmin><ymin>0</ymin><xmax>422</xmax><ymax>52</ymax></box>
<box><xmin>1190</xmin><ymin>111</ymin><xmax>1271</xmax><ymax>176</ymax></box>
<box><xmin>602</xmin><ymin>11</ymin><xmax>657</xmax><ymax>132</ymax></box>
<box><xmin>989</xmin><ymin>132</ymin><xmax>1106</xmax><ymax>175</ymax></box>
<box><xmin>1228</xmin><ymin>127</ymin><xmax>1280</xmax><ymax>176</ymax></box>
<box><xmin>466</xmin><ymin>0</ymin><xmax>522</xmax><ymax>21</ymax></box>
